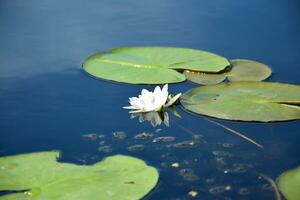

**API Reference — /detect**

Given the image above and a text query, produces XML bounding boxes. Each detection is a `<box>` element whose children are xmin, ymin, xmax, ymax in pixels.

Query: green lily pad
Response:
<box><xmin>180</xmin><ymin>82</ymin><xmax>300</xmax><ymax>122</ymax></box>
<box><xmin>83</xmin><ymin>47</ymin><xmax>230</xmax><ymax>84</ymax></box>
<box><xmin>278</xmin><ymin>166</ymin><xmax>300</xmax><ymax>200</ymax></box>
<box><xmin>184</xmin><ymin>59</ymin><xmax>271</xmax><ymax>85</ymax></box>
<box><xmin>183</xmin><ymin>70</ymin><xmax>226</xmax><ymax>85</ymax></box>
<box><xmin>228</xmin><ymin>59</ymin><xmax>272</xmax><ymax>82</ymax></box>
<box><xmin>0</xmin><ymin>151</ymin><xmax>159</xmax><ymax>200</ymax></box>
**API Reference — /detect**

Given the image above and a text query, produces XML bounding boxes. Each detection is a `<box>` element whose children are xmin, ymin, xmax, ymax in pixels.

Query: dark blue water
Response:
<box><xmin>1</xmin><ymin>0</ymin><xmax>300</xmax><ymax>199</ymax></box>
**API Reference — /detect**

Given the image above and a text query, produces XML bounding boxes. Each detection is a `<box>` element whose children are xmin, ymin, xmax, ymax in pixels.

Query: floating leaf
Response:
<box><xmin>278</xmin><ymin>166</ymin><xmax>300</xmax><ymax>200</ymax></box>
<box><xmin>180</xmin><ymin>82</ymin><xmax>300</xmax><ymax>122</ymax></box>
<box><xmin>183</xmin><ymin>70</ymin><xmax>226</xmax><ymax>85</ymax></box>
<box><xmin>228</xmin><ymin>59</ymin><xmax>272</xmax><ymax>82</ymax></box>
<box><xmin>0</xmin><ymin>151</ymin><xmax>159</xmax><ymax>200</ymax></box>
<box><xmin>83</xmin><ymin>47</ymin><xmax>230</xmax><ymax>84</ymax></box>
<box><xmin>184</xmin><ymin>59</ymin><xmax>271</xmax><ymax>85</ymax></box>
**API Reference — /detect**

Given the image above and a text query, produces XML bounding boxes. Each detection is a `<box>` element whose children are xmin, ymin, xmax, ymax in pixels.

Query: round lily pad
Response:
<box><xmin>180</xmin><ymin>82</ymin><xmax>300</xmax><ymax>122</ymax></box>
<box><xmin>83</xmin><ymin>47</ymin><xmax>230</xmax><ymax>84</ymax></box>
<box><xmin>228</xmin><ymin>59</ymin><xmax>272</xmax><ymax>82</ymax></box>
<box><xmin>278</xmin><ymin>166</ymin><xmax>300</xmax><ymax>200</ymax></box>
<box><xmin>0</xmin><ymin>151</ymin><xmax>159</xmax><ymax>200</ymax></box>
<box><xmin>184</xmin><ymin>59</ymin><xmax>272</xmax><ymax>85</ymax></box>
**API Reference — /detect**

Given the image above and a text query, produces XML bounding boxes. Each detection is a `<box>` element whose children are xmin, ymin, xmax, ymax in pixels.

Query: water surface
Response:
<box><xmin>1</xmin><ymin>0</ymin><xmax>300</xmax><ymax>199</ymax></box>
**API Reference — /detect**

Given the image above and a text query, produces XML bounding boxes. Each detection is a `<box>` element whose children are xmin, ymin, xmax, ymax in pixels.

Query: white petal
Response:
<box><xmin>152</xmin><ymin>106</ymin><xmax>162</xmax><ymax>112</ymax></box>
<box><xmin>129</xmin><ymin>97</ymin><xmax>139</xmax><ymax>102</ymax></box>
<box><xmin>164</xmin><ymin>93</ymin><xmax>181</xmax><ymax>107</ymax></box>
<box><xmin>162</xmin><ymin>84</ymin><xmax>168</xmax><ymax>95</ymax></box>
<box><xmin>129</xmin><ymin>98</ymin><xmax>143</xmax><ymax>110</ymax></box>
<box><xmin>141</xmin><ymin>89</ymin><xmax>151</xmax><ymax>96</ymax></box>
<box><xmin>160</xmin><ymin>84</ymin><xmax>169</xmax><ymax>103</ymax></box>
<box><xmin>153</xmin><ymin>85</ymin><xmax>161</xmax><ymax>96</ymax></box>
<box><xmin>123</xmin><ymin>106</ymin><xmax>136</xmax><ymax>109</ymax></box>
<box><xmin>152</xmin><ymin>85</ymin><xmax>168</xmax><ymax>110</ymax></box>
<box><xmin>124</xmin><ymin>85</ymin><xmax>173</xmax><ymax>114</ymax></box>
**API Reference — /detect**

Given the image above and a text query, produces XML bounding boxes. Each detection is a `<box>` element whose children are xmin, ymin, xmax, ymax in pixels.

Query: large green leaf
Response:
<box><xmin>184</xmin><ymin>59</ymin><xmax>272</xmax><ymax>85</ymax></box>
<box><xmin>0</xmin><ymin>152</ymin><xmax>159</xmax><ymax>200</ymax></box>
<box><xmin>278</xmin><ymin>166</ymin><xmax>300</xmax><ymax>200</ymax></box>
<box><xmin>83</xmin><ymin>47</ymin><xmax>230</xmax><ymax>84</ymax></box>
<box><xmin>180</xmin><ymin>82</ymin><xmax>300</xmax><ymax>122</ymax></box>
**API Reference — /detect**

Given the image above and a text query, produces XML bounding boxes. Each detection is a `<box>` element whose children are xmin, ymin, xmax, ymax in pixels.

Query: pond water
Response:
<box><xmin>1</xmin><ymin>0</ymin><xmax>300</xmax><ymax>199</ymax></box>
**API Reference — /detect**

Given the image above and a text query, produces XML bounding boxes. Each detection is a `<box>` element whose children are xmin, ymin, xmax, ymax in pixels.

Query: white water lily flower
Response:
<box><xmin>123</xmin><ymin>84</ymin><xmax>181</xmax><ymax>113</ymax></box>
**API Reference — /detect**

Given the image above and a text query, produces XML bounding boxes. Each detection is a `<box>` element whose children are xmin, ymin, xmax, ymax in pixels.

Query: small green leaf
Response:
<box><xmin>278</xmin><ymin>166</ymin><xmax>300</xmax><ymax>200</ymax></box>
<box><xmin>0</xmin><ymin>152</ymin><xmax>159</xmax><ymax>200</ymax></box>
<box><xmin>227</xmin><ymin>59</ymin><xmax>272</xmax><ymax>82</ymax></box>
<box><xmin>184</xmin><ymin>59</ymin><xmax>272</xmax><ymax>85</ymax></box>
<box><xmin>180</xmin><ymin>82</ymin><xmax>300</xmax><ymax>122</ymax></box>
<box><xmin>83</xmin><ymin>47</ymin><xmax>230</xmax><ymax>84</ymax></box>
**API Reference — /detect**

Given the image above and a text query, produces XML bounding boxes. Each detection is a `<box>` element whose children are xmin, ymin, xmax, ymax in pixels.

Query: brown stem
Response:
<box><xmin>204</xmin><ymin>118</ymin><xmax>263</xmax><ymax>149</ymax></box>
<box><xmin>259</xmin><ymin>173</ymin><xmax>282</xmax><ymax>200</ymax></box>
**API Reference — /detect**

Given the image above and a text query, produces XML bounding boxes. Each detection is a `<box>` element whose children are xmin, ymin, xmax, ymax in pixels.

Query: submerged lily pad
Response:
<box><xmin>83</xmin><ymin>47</ymin><xmax>230</xmax><ymax>84</ymax></box>
<box><xmin>98</xmin><ymin>145</ymin><xmax>113</xmax><ymax>153</ymax></box>
<box><xmin>127</xmin><ymin>145</ymin><xmax>145</xmax><ymax>152</ymax></box>
<box><xmin>184</xmin><ymin>59</ymin><xmax>271</xmax><ymax>85</ymax></box>
<box><xmin>183</xmin><ymin>70</ymin><xmax>226</xmax><ymax>85</ymax></box>
<box><xmin>113</xmin><ymin>131</ymin><xmax>126</xmax><ymax>140</ymax></box>
<box><xmin>134</xmin><ymin>132</ymin><xmax>153</xmax><ymax>140</ymax></box>
<box><xmin>0</xmin><ymin>151</ymin><xmax>159</xmax><ymax>200</ymax></box>
<box><xmin>180</xmin><ymin>82</ymin><xmax>300</xmax><ymax>122</ymax></box>
<box><xmin>153</xmin><ymin>136</ymin><xmax>176</xmax><ymax>143</ymax></box>
<box><xmin>278</xmin><ymin>166</ymin><xmax>300</xmax><ymax>200</ymax></box>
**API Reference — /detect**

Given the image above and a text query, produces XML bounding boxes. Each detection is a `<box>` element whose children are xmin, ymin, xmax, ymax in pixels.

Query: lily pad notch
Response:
<box><xmin>0</xmin><ymin>151</ymin><xmax>159</xmax><ymax>200</ymax></box>
<box><xmin>83</xmin><ymin>47</ymin><xmax>230</xmax><ymax>84</ymax></box>
<box><xmin>184</xmin><ymin>59</ymin><xmax>272</xmax><ymax>85</ymax></box>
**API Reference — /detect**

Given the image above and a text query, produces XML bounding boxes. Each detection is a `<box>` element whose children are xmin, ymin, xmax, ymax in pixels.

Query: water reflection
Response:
<box><xmin>130</xmin><ymin>110</ymin><xmax>169</xmax><ymax>127</ymax></box>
